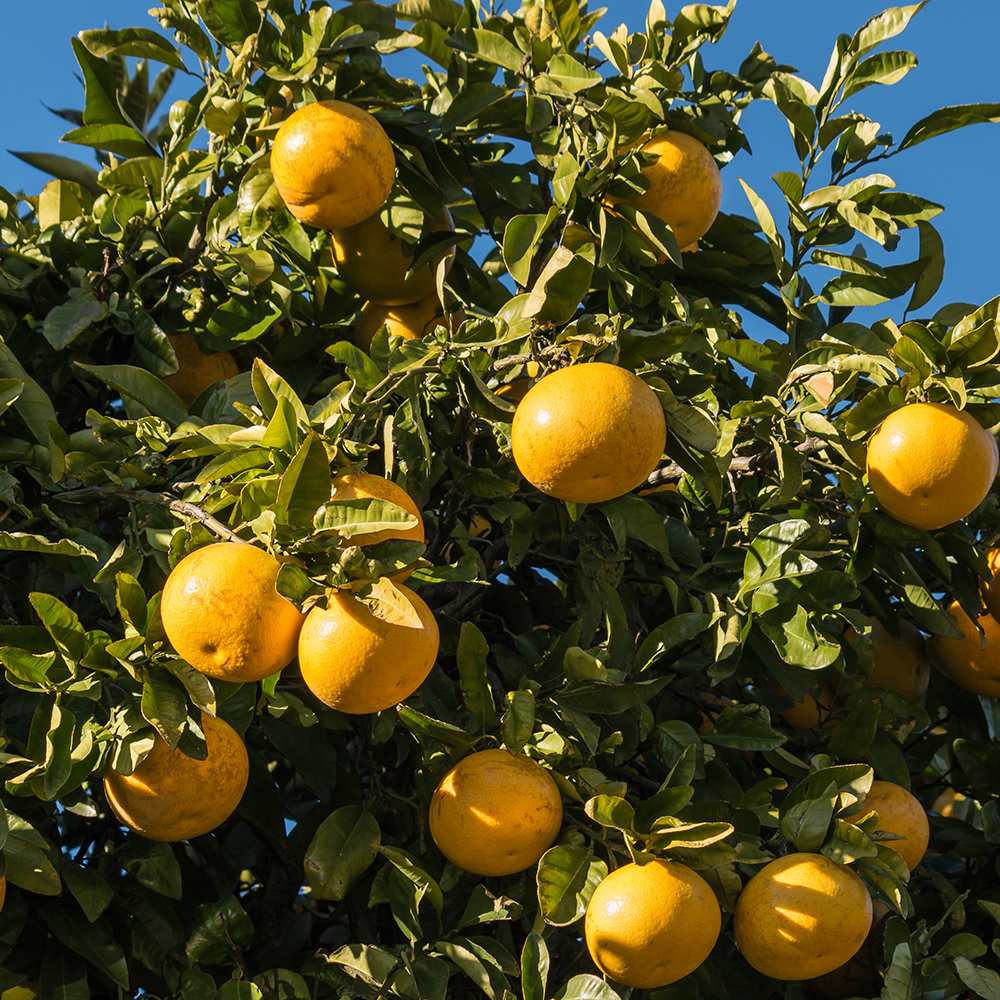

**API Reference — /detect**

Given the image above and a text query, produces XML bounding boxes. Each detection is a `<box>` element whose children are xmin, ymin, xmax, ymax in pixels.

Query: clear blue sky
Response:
<box><xmin>1</xmin><ymin>0</ymin><xmax>997</xmax><ymax>321</ymax></box>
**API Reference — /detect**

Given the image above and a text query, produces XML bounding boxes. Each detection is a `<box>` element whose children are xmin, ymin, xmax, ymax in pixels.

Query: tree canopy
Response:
<box><xmin>2</xmin><ymin>1</ymin><xmax>1000</xmax><ymax>998</ymax></box>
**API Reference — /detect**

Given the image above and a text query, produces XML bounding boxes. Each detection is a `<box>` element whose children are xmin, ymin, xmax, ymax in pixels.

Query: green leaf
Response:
<box><xmin>314</xmin><ymin>498</ymin><xmax>418</xmax><ymax>537</ymax></box>
<box><xmin>536</xmin><ymin>845</ymin><xmax>607</xmax><ymax>926</ymax></box>
<box><xmin>584</xmin><ymin>795</ymin><xmax>636</xmax><ymax>834</ymax></box>
<box><xmin>844</xmin><ymin>383</ymin><xmax>906</xmax><ymax>439</ymax></box>
<box><xmin>546</xmin><ymin>54</ymin><xmax>602</xmax><ymax>93</ymax></box>
<box><xmin>717</xmin><ymin>338</ymin><xmax>791</xmax><ymax>382</ymax></box>
<box><xmin>555</xmin><ymin>675</ymin><xmax>673</xmax><ymax>714</ymax></box>
<box><xmin>502</xmin><ymin>688</ymin><xmax>535</xmax><ymax>756</ymax></box>
<box><xmin>185</xmin><ymin>895</ymin><xmax>254</xmax><ymax>964</ymax></box>
<box><xmin>38</xmin><ymin>899</ymin><xmax>129</xmax><ymax>990</ymax></box>
<box><xmin>737</xmin><ymin>519</ymin><xmax>819</xmax><ymax>600</ymax></box>
<box><xmin>75</xmin><ymin>362</ymin><xmax>188</xmax><ymax>425</ymax></box>
<box><xmin>0</xmin><ymin>533</ymin><xmax>97</xmax><ymax>560</ymax></box>
<box><xmin>899</xmin><ymin>102</ymin><xmax>1000</xmax><ymax>150</ymax></box>
<box><xmin>395</xmin><ymin>0</ymin><xmax>464</xmax><ymax>23</ymax></box>
<box><xmin>326</xmin><ymin>943</ymin><xmax>398</xmax><ymax>988</ymax></box>
<box><xmin>633</xmin><ymin>613</ymin><xmax>711</xmax><ymax>672</ymax></box>
<box><xmin>467</xmin><ymin>28</ymin><xmax>525</xmax><ymax>71</ymax></box>
<box><xmin>648</xmin><ymin>820</ymin><xmax>735</xmax><ymax>851</ymax></box>
<box><xmin>305</xmin><ymin>805</ymin><xmax>381</xmax><ymax>901</ymax></box>
<box><xmin>9</xmin><ymin>152</ymin><xmax>101</xmax><ymax>194</ymax></box>
<box><xmin>955</xmin><ymin>958</ymin><xmax>1000</xmax><ymax>1000</ymax></box>
<box><xmin>457</xmin><ymin>885</ymin><xmax>523</xmax><ymax>928</ymax></box>
<box><xmin>456</xmin><ymin>622</ymin><xmax>497</xmax><ymax>732</ymax></box>
<box><xmin>0</xmin><ymin>336</ymin><xmax>56</xmax><ymax>444</ymax></box>
<box><xmin>396</xmin><ymin>705</ymin><xmax>475</xmax><ymax>748</ymax></box>
<box><xmin>3</xmin><ymin>813</ymin><xmax>61</xmax><ymax>895</ymax></box>
<box><xmin>738</xmin><ymin>178</ymin><xmax>786</xmax><ymax>280</ymax></box>
<box><xmin>502</xmin><ymin>211</ymin><xmax>558</xmax><ymax>287</ymax></box>
<box><xmin>701</xmin><ymin>704</ymin><xmax>787</xmax><ymax>751</ymax></box>
<box><xmin>275</xmin><ymin>432</ymin><xmax>330</xmax><ymax>527</ymax></box>
<box><xmin>196</xmin><ymin>0</ymin><xmax>261</xmax><ymax>47</ymax></box>
<box><xmin>758</xmin><ymin>604</ymin><xmax>842</xmax><ymax>670</ymax></box>
<box><xmin>828</xmin><ymin>697</ymin><xmax>882</xmax><ymax>760</ymax></box>
<box><xmin>78</xmin><ymin>27</ymin><xmax>187</xmax><ymax>70</ymax></box>
<box><xmin>552</xmin><ymin>975</ymin><xmax>622</xmax><ymax>1000</ymax></box>
<box><xmin>30</xmin><ymin>592</ymin><xmax>88</xmax><ymax>663</ymax></box>
<box><xmin>43</xmin><ymin>702</ymin><xmax>76</xmax><ymax>800</ymax></box>
<box><xmin>114</xmin><ymin>840</ymin><xmax>183</xmax><ymax>900</ymax></box>
<box><xmin>843</xmin><ymin>50</ymin><xmax>917</xmax><ymax>100</ymax></box>
<box><xmin>521</xmin><ymin>934</ymin><xmax>550</xmax><ymax>1000</ymax></box>
<box><xmin>435</xmin><ymin>938</ymin><xmax>510</xmax><ymax>1000</ymax></box>
<box><xmin>61</xmin><ymin>124</ymin><xmax>156</xmax><ymax>158</ymax></box>
<box><xmin>377</xmin><ymin>845</ymin><xmax>444</xmax><ymax>912</ymax></box>
<box><xmin>62</xmin><ymin>864</ymin><xmax>115</xmax><ymax>922</ymax></box>
<box><xmin>70</xmin><ymin>37</ymin><xmax>137</xmax><ymax>129</ymax></box>
<box><xmin>42</xmin><ymin>291</ymin><xmax>109</xmax><ymax>350</ymax></box>
<box><xmin>782</xmin><ymin>791</ymin><xmax>837</xmax><ymax>852</ymax></box>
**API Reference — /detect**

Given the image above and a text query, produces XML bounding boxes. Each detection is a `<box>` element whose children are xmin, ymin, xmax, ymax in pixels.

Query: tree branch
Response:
<box><xmin>644</xmin><ymin>436</ymin><xmax>826</xmax><ymax>487</ymax></box>
<box><xmin>55</xmin><ymin>486</ymin><xmax>244</xmax><ymax>543</ymax></box>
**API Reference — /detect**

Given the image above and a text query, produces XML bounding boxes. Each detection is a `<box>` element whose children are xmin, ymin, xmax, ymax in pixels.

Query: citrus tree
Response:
<box><xmin>3</xmin><ymin>1</ymin><xmax>1000</xmax><ymax>998</ymax></box>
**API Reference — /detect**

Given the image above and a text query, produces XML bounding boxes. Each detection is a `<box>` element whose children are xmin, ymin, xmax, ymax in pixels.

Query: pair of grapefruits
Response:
<box><xmin>585</xmin><ymin>779</ymin><xmax>928</xmax><ymax>990</ymax></box>
<box><xmin>156</xmin><ymin>471</ymin><xmax>436</xmax><ymax>711</ymax></box>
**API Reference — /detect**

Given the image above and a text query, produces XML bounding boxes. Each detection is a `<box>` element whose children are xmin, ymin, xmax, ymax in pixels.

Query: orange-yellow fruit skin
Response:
<box><xmin>842</xmin><ymin>780</ymin><xmax>929</xmax><ymax>872</ymax></box>
<box><xmin>981</xmin><ymin>547</ymin><xmax>1000</xmax><ymax>620</ymax></box>
<box><xmin>428</xmin><ymin>749</ymin><xmax>563</xmax><ymax>876</ymax></box>
<box><xmin>353</xmin><ymin>296</ymin><xmax>462</xmax><ymax>354</ymax></box>
<box><xmin>161</xmin><ymin>333</ymin><xmax>238</xmax><ymax>407</ymax></box>
<box><xmin>611</xmin><ymin>131</ymin><xmax>722</xmax><ymax>249</ymax></box>
<box><xmin>860</xmin><ymin>616</ymin><xmax>930</xmax><ymax>702</ymax></box>
<box><xmin>733</xmin><ymin>853</ymin><xmax>873</xmax><ymax>981</ymax></box>
<box><xmin>331</xmin><ymin>210</ymin><xmax>454</xmax><ymax>306</ymax></box>
<box><xmin>270</xmin><ymin>100</ymin><xmax>395</xmax><ymax>230</ymax></box>
<box><xmin>103</xmin><ymin>714</ymin><xmax>249</xmax><ymax>842</ymax></box>
<box><xmin>160</xmin><ymin>542</ymin><xmax>306</xmax><ymax>683</ymax></box>
<box><xmin>865</xmin><ymin>402</ymin><xmax>998</xmax><ymax>530</ymax></box>
<box><xmin>933</xmin><ymin>601</ymin><xmax>1000</xmax><ymax>697</ymax></box>
<box><xmin>584</xmin><ymin>860</ymin><xmax>722</xmax><ymax>989</ymax></box>
<box><xmin>297</xmin><ymin>586</ymin><xmax>439</xmax><ymax>714</ymax></box>
<box><xmin>511</xmin><ymin>363</ymin><xmax>666</xmax><ymax>504</ymax></box>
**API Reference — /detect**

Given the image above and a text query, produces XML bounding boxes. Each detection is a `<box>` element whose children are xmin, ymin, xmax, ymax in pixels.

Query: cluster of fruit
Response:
<box><xmin>102</xmin><ymin>472</ymin><xmax>438</xmax><ymax>841</ymax></box>
<box><xmin>584</xmin><ymin>776</ymin><xmax>928</xmax><ymax>990</ymax></box>
<box><xmin>270</xmin><ymin>100</ymin><xmax>459</xmax><ymax>352</ymax></box>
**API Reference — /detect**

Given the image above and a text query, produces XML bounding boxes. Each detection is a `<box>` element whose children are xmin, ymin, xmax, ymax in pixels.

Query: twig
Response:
<box><xmin>55</xmin><ymin>486</ymin><xmax>244</xmax><ymax>543</ymax></box>
<box><xmin>644</xmin><ymin>436</ymin><xmax>826</xmax><ymax>487</ymax></box>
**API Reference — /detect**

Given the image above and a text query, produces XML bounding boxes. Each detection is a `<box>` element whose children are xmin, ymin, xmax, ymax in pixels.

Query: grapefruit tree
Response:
<box><xmin>1</xmin><ymin>2</ymin><xmax>1000</xmax><ymax>999</ymax></box>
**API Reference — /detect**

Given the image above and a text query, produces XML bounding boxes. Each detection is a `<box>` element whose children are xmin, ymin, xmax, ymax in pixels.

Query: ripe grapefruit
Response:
<box><xmin>608</xmin><ymin>130</ymin><xmax>722</xmax><ymax>249</ymax></box>
<box><xmin>103</xmin><ymin>713</ymin><xmax>249</xmax><ymax>842</ymax></box>
<box><xmin>733</xmin><ymin>853</ymin><xmax>872</xmax><ymax>980</ymax></box>
<box><xmin>353</xmin><ymin>295</ymin><xmax>462</xmax><ymax>354</ymax></box>
<box><xmin>297</xmin><ymin>585</ymin><xmax>439</xmax><ymax>714</ymax></box>
<box><xmin>331</xmin><ymin>209</ymin><xmax>454</xmax><ymax>306</ymax></box>
<box><xmin>865</xmin><ymin>402</ymin><xmax>998</xmax><ymax>530</ymax></box>
<box><xmin>270</xmin><ymin>100</ymin><xmax>395</xmax><ymax>230</ymax></box>
<box><xmin>160</xmin><ymin>542</ymin><xmax>306</xmax><ymax>683</ymax></box>
<box><xmin>161</xmin><ymin>333</ymin><xmax>238</xmax><ymax>407</ymax></box>
<box><xmin>511</xmin><ymin>363</ymin><xmax>666</xmax><ymax>504</ymax></box>
<box><xmin>429</xmin><ymin>749</ymin><xmax>563</xmax><ymax>876</ymax></box>
<box><xmin>842</xmin><ymin>780</ymin><xmax>929</xmax><ymax>872</ymax></box>
<box><xmin>585</xmin><ymin>859</ymin><xmax>722</xmax><ymax>988</ymax></box>
<box><xmin>933</xmin><ymin>600</ymin><xmax>1000</xmax><ymax>697</ymax></box>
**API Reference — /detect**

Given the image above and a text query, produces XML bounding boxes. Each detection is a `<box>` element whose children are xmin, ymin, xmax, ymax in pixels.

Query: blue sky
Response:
<box><xmin>1</xmin><ymin>0</ymin><xmax>997</xmax><ymax>322</ymax></box>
